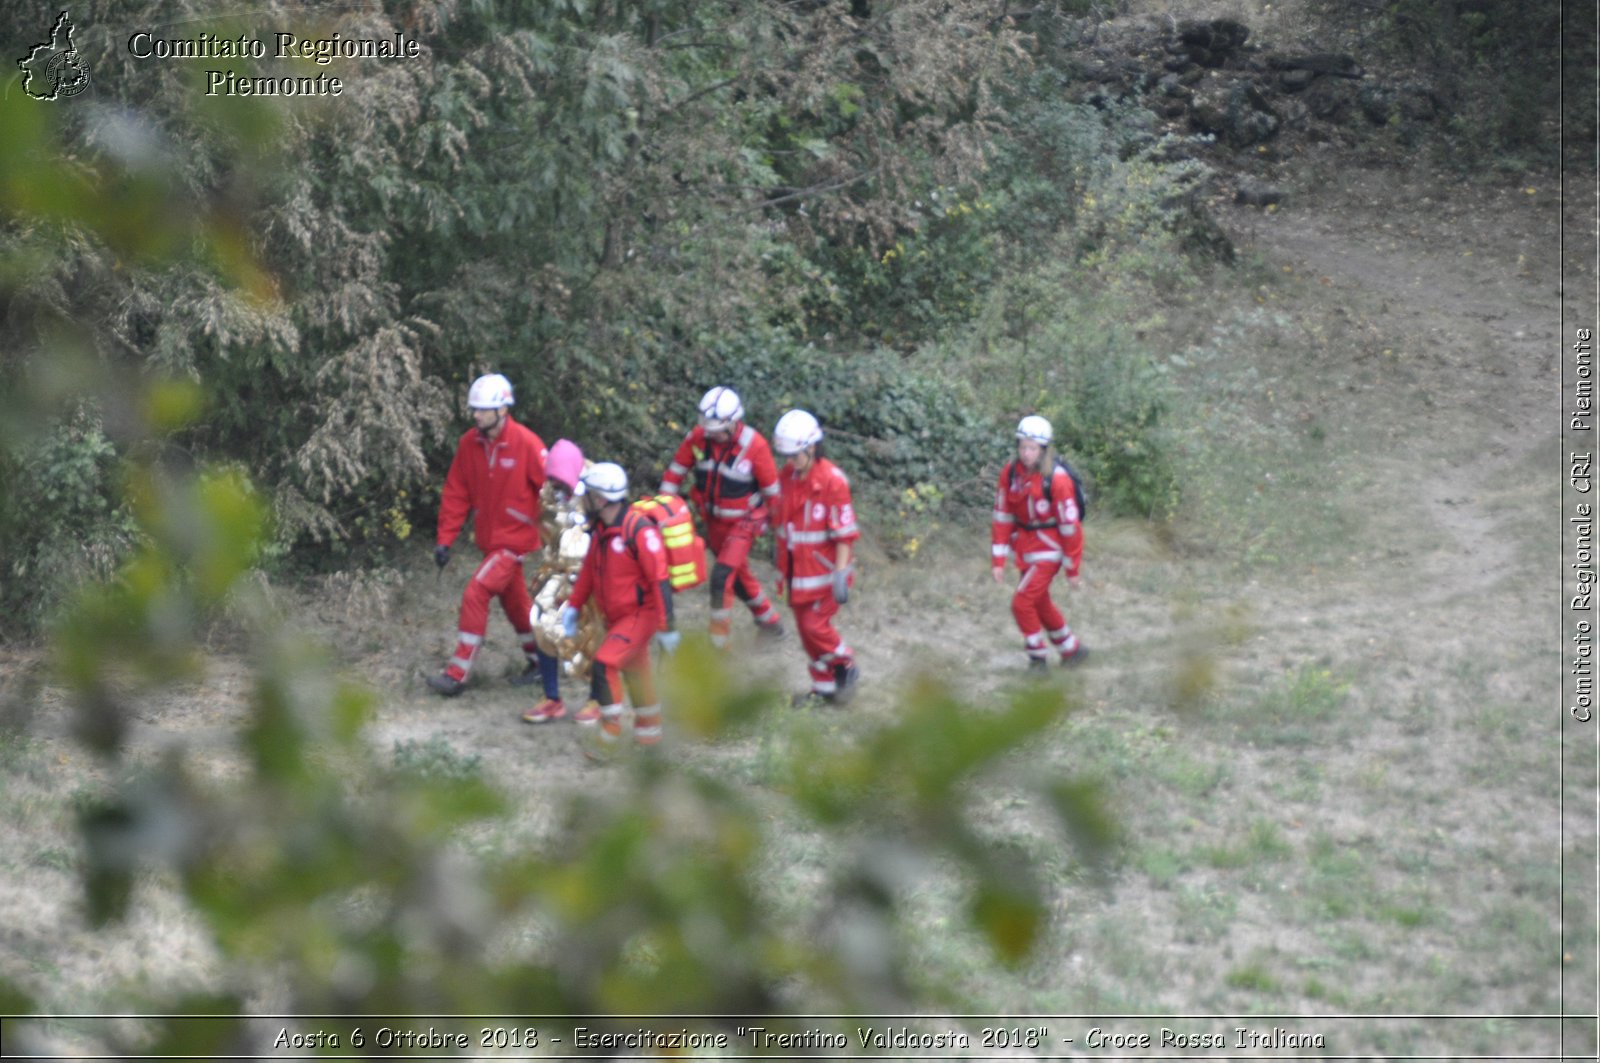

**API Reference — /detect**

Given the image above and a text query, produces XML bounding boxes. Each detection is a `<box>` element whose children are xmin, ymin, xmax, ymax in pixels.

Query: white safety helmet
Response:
<box><xmin>697</xmin><ymin>386</ymin><xmax>744</xmax><ymax>432</ymax></box>
<box><xmin>581</xmin><ymin>462</ymin><xmax>629</xmax><ymax>502</ymax></box>
<box><xmin>467</xmin><ymin>373</ymin><xmax>515</xmax><ymax>410</ymax></box>
<box><xmin>1015</xmin><ymin>414</ymin><xmax>1053</xmax><ymax>446</ymax></box>
<box><xmin>773</xmin><ymin>409</ymin><xmax>823</xmax><ymax>456</ymax></box>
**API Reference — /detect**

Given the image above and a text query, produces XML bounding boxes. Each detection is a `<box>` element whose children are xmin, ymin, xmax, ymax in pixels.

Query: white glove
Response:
<box><xmin>655</xmin><ymin>629</ymin><xmax>681</xmax><ymax>654</ymax></box>
<box><xmin>559</xmin><ymin>604</ymin><xmax>579</xmax><ymax>638</ymax></box>
<box><xmin>832</xmin><ymin>569</ymin><xmax>850</xmax><ymax>605</ymax></box>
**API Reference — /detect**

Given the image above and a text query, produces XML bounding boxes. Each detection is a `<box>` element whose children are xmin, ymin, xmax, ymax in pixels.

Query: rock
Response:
<box><xmin>1354</xmin><ymin>82</ymin><xmax>1440</xmax><ymax>126</ymax></box>
<box><xmin>1177</xmin><ymin>18</ymin><xmax>1250</xmax><ymax>68</ymax></box>
<box><xmin>1304</xmin><ymin>77</ymin><xmax>1358</xmax><ymax>122</ymax></box>
<box><xmin>1230</xmin><ymin>107</ymin><xmax>1280</xmax><ymax>147</ymax></box>
<box><xmin>1358</xmin><ymin>84</ymin><xmax>1396</xmax><ymax>125</ymax></box>
<box><xmin>1191</xmin><ymin>81</ymin><xmax>1280</xmax><ymax>146</ymax></box>
<box><xmin>1178</xmin><ymin>18</ymin><xmax>1250</xmax><ymax>52</ymax></box>
<box><xmin>1235</xmin><ymin>180</ymin><xmax>1284</xmax><ymax>207</ymax></box>
<box><xmin>1190</xmin><ymin>87</ymin><xmax>1230</xmax><ymax>135</ymax></box>
<box><xmin>1276</xmin><ymin>97</ymin><xmax>1311</xmax><ymax>129</ymax></box>
<box><xmin>1080</xmin><ymin>58</ymin><xmax>1114</xmax><ymax>83</ymax></box>
<box><xmin>1238</xmin><ymin>79</ymin><xmax>1274</xmax><ymax>114</ymax></box>
<box><xmin>1157</xmin><ymin>73</ymin><xmax>1193</xmax><ymax>100</ymax></box>
<box><xmin>1279</xmin><ymin>68</ymin><xmax>1316</xmax><ymax>93</ymax></box>
<box><xmin>1078</xmin><ymin>55</ymin><xmax>1144</xmax><ymax>86</ymax></box>
<box><xmin>1394</xmin><ymin>83</ymin><xmax>1440</xmax><ymax>121</ymax></box>
<box><xmin>1266</xmin><ymin>53</ymin><xmax>1364</xmax><ymax>78</ymax></box>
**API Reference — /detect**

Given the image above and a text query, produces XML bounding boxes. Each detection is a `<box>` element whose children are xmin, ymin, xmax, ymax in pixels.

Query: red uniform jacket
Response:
<box><xmin>567</xmin><ymin>509</ymin><xmax>672</xmax><ymax>628</ymax></box>
<box><xmin>437</xmin><ymin>417</ymin><xmax>548</xmax><ymax>556</ymax></box>
<box><xmin>774</xmin><ymin>458</ymin><xmax>860</xmax><ymax>605</ymax></box>
<box><xmin>991</xmin><ymin>460</ymin><xmax>1082</xmax><ymax>577</ymax></box>
<box><xmin>659</xmin><ymin>423</ymin><xmax>780</xmax><ymax>526</ymax></box>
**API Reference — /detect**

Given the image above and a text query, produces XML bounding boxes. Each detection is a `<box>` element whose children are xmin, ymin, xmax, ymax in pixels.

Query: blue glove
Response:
<box><xmin>559</xmin><ymin>604</ymin><xmax>580</xmax><ymax>638</ymax></box>
<box><xmin>655</xmin><ymin>629</ymin><xmax>681</xmax><ymax>655</ymax></box>
<box><xmin>832</xmin><ymin>569</ymin><xmax>850</xmax><ymax>605</ymax></box>
<box><xmin>434</xmin><ymin>544</ymin><xmax>451</xmax><ymax>569</ymax></box>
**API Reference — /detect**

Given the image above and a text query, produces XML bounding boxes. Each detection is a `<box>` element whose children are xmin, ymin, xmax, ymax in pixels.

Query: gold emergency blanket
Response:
<box><xmin>529</xmin><ymin>481</ymin><xmax>604</xmax><ymax>678</ymax></box>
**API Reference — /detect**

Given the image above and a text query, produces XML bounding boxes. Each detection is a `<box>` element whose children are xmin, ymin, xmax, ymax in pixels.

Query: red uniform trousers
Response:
<box><xmin>590</xmin><ymin>607</ymin><xmax>663</xmax><ymax>747</ymax></box>
<box><xmin>445</xmin><ymin>548</ymin><xmax>541</xmax><ymax>681</ymax></box>
<box><xmin>791</xmin><ymin>595</ymin><xmax>854</xmax><ymax>698</ymax></box>
<box><xmin>707</xmin><ymin>516</ymin><xmax>781</xmax><ymax>646</ymax></box>
<box><xmin>1010</xmin><ymin>560</ymin><xmax>1080</xmax><ymax>663</ymax></box>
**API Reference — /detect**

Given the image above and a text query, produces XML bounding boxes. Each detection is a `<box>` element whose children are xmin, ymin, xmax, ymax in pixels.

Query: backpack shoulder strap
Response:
<box><xmin>621</xmin><ymin>506</ymin><xmax>656</xmax><ymax>555</ymax></box>
<box><xmin>648</xmin><ymin>493</ymin><xmax>685</xmax><ymax>521</ymax></box>
<box><xmin>1054</xmin><ymin>460</ymin><xmax>1086</xmax><ymax>519</ymax></box>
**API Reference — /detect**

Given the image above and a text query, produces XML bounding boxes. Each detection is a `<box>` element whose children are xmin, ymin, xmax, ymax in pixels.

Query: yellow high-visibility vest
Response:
<box><xmin>631</xmin><ymin>494</ymin><xmax>707</xmax><ymax>591</ymax></box>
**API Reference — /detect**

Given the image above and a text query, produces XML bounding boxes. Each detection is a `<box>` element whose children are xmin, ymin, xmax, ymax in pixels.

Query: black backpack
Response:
<box><xmin>1009</xmin><ymin>459</ymin><xmax>1088</xmax><ymax>522</ymax></box>
<box><xmin>1056</xmin><ymin>459</ymin><xmax>1088</xmax><ymax>521</ymax></box>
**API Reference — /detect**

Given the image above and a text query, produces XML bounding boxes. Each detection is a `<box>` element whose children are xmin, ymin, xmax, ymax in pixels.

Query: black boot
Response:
<box><xmin>509</xmin><ymin>661</ymin><xmax>543</xmax><ymax>687</ymax></box>
<box><xmin>833</xmin><ymin>662</ymin><xmax>860</xmax><ymax>704</ymax></box>
<box><xmin>427</xmin><ymin>672</ymin><xmax>466</xmax><ymax>696</ymax></box>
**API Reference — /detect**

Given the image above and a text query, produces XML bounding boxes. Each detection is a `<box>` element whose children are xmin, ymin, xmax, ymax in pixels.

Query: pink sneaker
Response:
<box><xmin>573</xmin><ymin>701</ymin><xmax>602</xmax><ymax>725</ymax></box>
<box><xmin>520</xmin><ymin>698</ymin><xmax>567</xmax><ymax>724</ymax></box>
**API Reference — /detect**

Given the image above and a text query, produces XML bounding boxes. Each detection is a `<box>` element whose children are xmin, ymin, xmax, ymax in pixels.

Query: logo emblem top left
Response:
<box><xmin>19</xmin><ymin>11</ymin><xmax>92</xmax><ymax>101</ymax></box>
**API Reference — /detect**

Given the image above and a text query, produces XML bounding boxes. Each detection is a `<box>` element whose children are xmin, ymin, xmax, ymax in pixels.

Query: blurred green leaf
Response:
<box><xmin>141</xmin><ymin>379</ymin><xmax>206</xmax><ymax>435</ymax></box>
<box><xmin>0</xmin><ymin>979</ymin><xmax>39</xmax><ymax>1059</ymax></box>
<box><xmin>971</xmin><ymin>874</ymin><xmax>1045</xmax><ymax>965</ymax></box>
<box><xmin>1044</xmin><ymin>777</ymin><xmax>1121</xmax><ymax>871</ymax></box>
<box><xmin>79</xmin><ymin>802</ymin><xmax>138</xmax><ymax>925</ymax></box>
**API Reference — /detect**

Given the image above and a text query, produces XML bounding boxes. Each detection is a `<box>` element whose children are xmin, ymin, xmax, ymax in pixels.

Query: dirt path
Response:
<box><xmin>1230</xmin><ymin>166</ymin><xmax>1560</xmax><ymax>603</ymax></box>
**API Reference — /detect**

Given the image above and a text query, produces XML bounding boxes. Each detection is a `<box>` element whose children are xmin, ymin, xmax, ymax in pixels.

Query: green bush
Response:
<box><xmin>0</xmin><ymin>406</ymin><xmax>138</xmax><ymax>635</ymax></box>
<box><xmin>1052</xmin><ymin>352</ymin><xmax>1180</xmax><ymax>522</ymax></box>
<box><xmin>918</xmin><ymin>83</ymin><xmax>1210</xmax><ymax>522</ymax></box>
<box><xmin>798</xmin><ymin>192</ymin><xmax>1003</xmax><ymax>351</ymax></box>
<box><xmin>392</xmin><ymin>737</ymin><xmax>484</xmax><ymax>783</ymax></box>
<box><xmin>989</xmin><ymin>71</ymin><xmax>1223</xmax><ymax>267</ymax></box>
<box><xmin>946</xmin><ymin>257</ymin><xmax>1182</xmax><ymax>522</ymax></box>
<box><xmin>694</xmin><ymin>328</ymin><xmax>995</xmax><ymax>512</ymax></box>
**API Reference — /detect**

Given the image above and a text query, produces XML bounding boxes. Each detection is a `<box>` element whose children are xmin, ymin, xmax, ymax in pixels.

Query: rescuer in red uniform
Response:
<box><xmin>771</xmin><ymin>409</ymin><xmax>860</xmax><ymax>705</ymax></box>
<box><xmin>559</xmin><ymin>462</ymin><xmax>679</xmax><ymax>759</ymax></box>
<box><xmin>427</xmin><ymin>373</ymin><xmax>563</xmax><ymax>700</ymax></box>
<box><xmin>991</xmin><ymin>414</ymin><xmax>1087</xmax><ymax>669</ymax></box>
<box><xmin>659</xmin><ymin>386</ymin><xmax>785</xmax><ymax>647</ymax></box>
